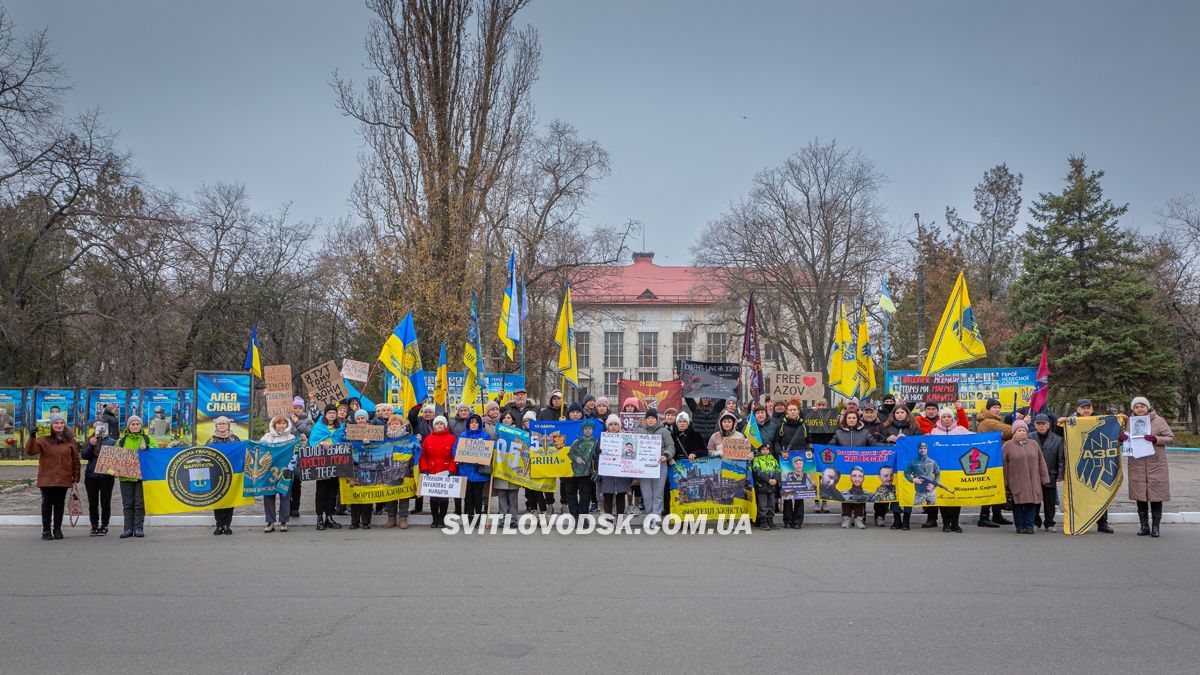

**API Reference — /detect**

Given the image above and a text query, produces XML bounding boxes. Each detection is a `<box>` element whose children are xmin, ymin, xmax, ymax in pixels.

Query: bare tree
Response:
<box><xmin>692</xmin><ymin>139</ymin><xmax>894</xmax><ymax>379</ymax></box>
<box><xmin>944</xmin><ymin>163</ymin><xmax>1024</xmax><ymax>303</ymax></box>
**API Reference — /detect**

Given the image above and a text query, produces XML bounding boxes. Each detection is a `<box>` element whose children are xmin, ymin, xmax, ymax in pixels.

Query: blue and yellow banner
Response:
<box><xmin>492</xmin><ymin>423</ymin><xmax>555</xmax><ymax>491</ymax></box>
<box><xmin>529</xmin><ymin>419</ymin><xmax>601</xmax><ymax>478</ymax></box>
<box><xmin>242</xmin><ymin>438</ymin><xmax>299</xmax><ymax>498</ymax></box>
<box><xmin>34</xmin><ymin>388</ymin><xmax>76</xmax><ymax>435</ymax></box>
<box><xmin>812</xmin><ymin>445</ymin><xmax>898</xmax><ymax>503</ymax></box>
<box><xmin>886</xmin><ymin>367</ymin><xmax>1037</xmax><ymax>415</ymax></box>
<box><xmin>895</xmin><ymin>433</ymin><xmax>1005</xmax><ymax>508</ymax></box>
<box><xmin>86</xmin><ymin>389</ymin><xmax>129</xmax><ymax>430</ymax></box>
<box><xmin>194</xmin><ymin>372</ymin><xmax>251</xmax><ymax>442</ymax></box>
<box><xmin>779</xmin><ymin>448</ymin><xmax>818</xmax><ymax>500</ymax></box>
<box><xmin>669</xmin><ymin>457</ymin><xmax>755</xmax><ymax>518</ymax></box>
<box><xmin>142</xmin><ymin>442</ymin><xmax>256</xmax><ymax>514</ymax></box>
<box><xmin>339</xmin><ymin>436</ymin><xmax>419</xmax><ymax>504</ymax></box>
<box><xmin>1</xmin><ymin>388</ymin><xmax>25</xmax><ymax>449</ymax></box>
<box><xmin>1062</xmin><ymin>415</ymin><xmax>1124</xmax><ymax>536</ymax></box>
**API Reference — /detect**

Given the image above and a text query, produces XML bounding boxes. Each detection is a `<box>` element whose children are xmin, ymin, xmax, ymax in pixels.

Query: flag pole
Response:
<box><xmin>883</xmin><ymin>309</ymin><xmax>889</xmax><ymax>395</ymax></box>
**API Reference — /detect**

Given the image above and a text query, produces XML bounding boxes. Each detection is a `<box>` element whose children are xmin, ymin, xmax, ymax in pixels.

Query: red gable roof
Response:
<box><xmin>571</xmin><ymin>253</ymin><xmax>725</xmax><ymax>305</ymax></box>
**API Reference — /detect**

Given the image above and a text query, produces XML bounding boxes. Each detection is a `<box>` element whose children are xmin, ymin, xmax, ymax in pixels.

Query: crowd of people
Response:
<box><xmin>24</xmin><ymin>386</ymin><xmax>1176</xmax><ymax>541</ymax></box>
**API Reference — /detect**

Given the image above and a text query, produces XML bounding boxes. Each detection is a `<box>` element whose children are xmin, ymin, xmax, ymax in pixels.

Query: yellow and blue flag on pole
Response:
<box><xmin>433</xmin><ymin>340</ymin><xmax>449</xmax><ymax>407</ymax></box>
<box><xmin>1062</xmin><ymin>415</ymin><xmax>1124</xmax><ymax>535</ymax></box>
<box><xmin>554</xmin><ymin>285</ymin><xmax>578</xmax><ymax>386</ymax></box>
<box><xmin>856</xmin><ymin>304</ymin><xmax>877</xmax><ymax>398</ymax></box>
<box><xmin>921</xmin><ymin>272</ymin><xmax>987</xmax><ymax>375</ymax></box>
<box><xmin>463</xmin><ymin>293</ymin><xmax>483</xmax><ymax>406</ymax></box>
<box><xmin>498</xmin><ymin>251</ymin><xmax>520</xmax><ymax>360</ymax></box>
<box><xmin>142</xmin><ymin>442</ymin><xmax>256</xmax><ymax>514</ymax></box>
<box><xmin>878</xmin><ymin>280</ymin><xmax>897</xmax><ymax>314</ymax></box>
<box><xmin>745</xmin><ymin>409</ymin><xmax>764</xmax><ymax>449</ymax></box>
<box><xmin>243</xmin><ymin>324</ymin><xmax>262</xmax><ymax>378</ymax></box>
<box><xmin>828</xmin><ymin>302</ymin><xmax>858</xmax><ymax>398</ymax></box>
<box><xmin>378</xmin><ymin>312</ymin><xmax>427</xmax><ymax>413</ymax></box>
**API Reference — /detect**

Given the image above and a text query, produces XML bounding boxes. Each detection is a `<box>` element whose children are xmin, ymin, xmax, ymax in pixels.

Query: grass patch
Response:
<box><xmin>1172</xmin><ymin>432</ymin><xmax>1200</xmax><ymax>449</ymax></box>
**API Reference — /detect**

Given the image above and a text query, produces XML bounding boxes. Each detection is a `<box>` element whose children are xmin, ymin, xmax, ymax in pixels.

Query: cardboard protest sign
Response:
<box><xmin>341</xmin><ymin>358</ymin><xmax>370</xmax><ymax>383</ymax></box>
<box><xmin>296</xmin><ymin>443</ymin><xmax>354</xmax><ymax>481</ymax></box>
<box><xmin>767</xmin><ymin>371</ymin><xmax>824</xmax><ymax>406</ymax></box>
<box><xmin>419</xmin><ymin>473</ymin><xmax>466</xmax><ymax>498</ymax></box>
<box><xmin>300</xmin><ymin>361</ymin><xmax>349</xmax><ymax>407</ymax></box>
<box><xmin>263</xmin><ymin>365</ymin><xmax>293</xmax><ymax>393</ymax></box>
<box><xmin>455</xmin><ymin>438</ymin><xmax>495</xmax><ymax>466</ymax></box>
<box><xmin>264</xmin><ymin>391</ymin><xmax>293</xmax><ymax>418</ymax></box>
<box><xmin>597</xmin><ymin>432</ymin><xmax>661</xmax><ymax>478</ymax></box>
<box><xmin>718</xmin><ymin>436</ymin><xmax>753</xmax><ymax>461</ymax></box>
<box><xmin>678</xmin><ymin>360</ymin><xmax>740</xmax><ymax>401</ymax></box>
<box><xmin>344</xmin><ymin>423</ymin><xmax>386</xmax><ymax>442</ymax></box>
<box><xmin>95</xmin><ymin>446</ymin><xmax>142</xmax><ymax>480</ymax></box>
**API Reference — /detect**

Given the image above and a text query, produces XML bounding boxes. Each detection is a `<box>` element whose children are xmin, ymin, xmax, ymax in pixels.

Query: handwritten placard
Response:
<box><xmin>341</xmin><ymin>358</ymin><xmax>370</xmax><ymax>383</ymax></box>
<box><xmin>767</xmin><ymin>371</ymin><xmax>824</xmax><ymax>406</ymax></box>
<box><xmin>720</xmin><ymin>436</ymin><xmax>753</xmax><ymax>461</ymax></box>
<box><xmin>300</xmin><ymin>360</ymin><xmax>350</xmax><ymax>407</ymax></box>
<box><xmin>95</xmin><ymin>446</ymin><xmax>142</xmax><ymax>480</ymax></box>
<box><xmin>263</xmin><ymin>365</ymin><xmax>293</xmax><ymax>393</ymax></box>
<box><xmin>418</xmin><ymin>474</ymin><xmax>466</xmax><ymax>498</ymax></box>
<box><xmin>345</xmin><ymin>423</ymin><xmax>386</xmax><ymax>442</ymax></box>
<box><xmin>264</xmin><ymin>391</ymin><xmax>293</xmax><ymax>418</ymax></box>
<box><xmin>454</xmin><ymin>438</ymin><xmax>495</xmax><ymax>465</ymax></box>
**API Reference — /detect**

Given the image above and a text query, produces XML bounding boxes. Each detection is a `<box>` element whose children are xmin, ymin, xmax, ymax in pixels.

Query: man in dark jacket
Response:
<box><xmin>537</xmin><ymin>390</ymin><xmax>564</xmax><ymax>421</ymax></box>
<box><xmin>505</xmin><ymin>388</ymin><xmax>536</xmax><ymax>422</ymax></box>
<box><xmin>1033</xmin><ymin>413</ymin><xmax>1066</xmax><ymax>531</ymax></box>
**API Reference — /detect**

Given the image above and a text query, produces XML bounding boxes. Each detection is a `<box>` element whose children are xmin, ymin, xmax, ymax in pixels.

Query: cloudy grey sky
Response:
<box><xmin>9</xmin><ymin>0</ymin><xmax>1198</xmax><ymax>262</ymax></box>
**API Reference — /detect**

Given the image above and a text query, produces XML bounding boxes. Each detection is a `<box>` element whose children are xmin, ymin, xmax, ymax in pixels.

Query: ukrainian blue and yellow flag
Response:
<box><xmin>378</xmin><ymin>312</ymin><xmax>427</xmax><ymax>413</ymax></box>
<box><xmin>462</xmin><ymin>293</ymin><xmax>483</xmax><ymax>406</ymax></box>
<box><xmin>744</xmin><ymin>410</ymin><xmax>764</xmax><ymax>449</ymax></box>
<box><xmin>554</xmin><ymin>285</ymin><xmax>578</xmax><ymax>386</ymax></box>
<box><xmin>894</xmin><ymin>433</ymin><xmax>1005</xmax><ymax>508</ymax></box>
<box><xmin>433</xmin><ymin>340</ymin><xmax>449</xmax><ymax>408</ymax></box>
<box><xmin>142</xmin><ymin>442</ymin><xmax>256</xmax><ymax>514</ymax></box>
<box><xmin>498</xmin><ymin>251</ymin><xmax>521</xmax><ymax>360</ymax></box>
<box><xmin>921</xmin><ymin>272</ymin><xmax>986</xmax><ymax>375</ymax></box>
<box><xmin>878</xmin><ymin>280</ymin><xmax>897</xmax><ymax>314</ymax></box>
<box><xmin>243</xmin><ymin>324</ymin><xmax>262</xmax><ymax>378</ymax></box>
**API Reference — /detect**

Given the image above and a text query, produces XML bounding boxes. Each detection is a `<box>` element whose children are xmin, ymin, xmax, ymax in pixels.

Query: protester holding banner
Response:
<box><xmin>115</xmin><ymin>416</ymin><xmax>153</xmax><ymax>538</ymax></box>
<box><xmin>80</xmin><ymin>422</ymin><xmax>116</xmax><ymax>536</ymax></box>
<box><xmin>834</xmin><ymin>410</ymin><xmax>875</xmax><ymax>447</ymax></box>
<box><xmin>419</xmin><ymin>416</ymin><xmax>457</xmax><ymax>528</ymax></box>
<box><xmin>975</xmin><ymin>399</ymin><xmax>1016</xmax><ymax>528</ymax></box>
<box><xmin>206</xmin><ymin>417</ymin><xmax>242</xmax><ymax>536</ymax></box>
<box><xmin>456</xmin><ymin>414</ymin><xmax>492</xmax><ymax>519</ymax></box>
<box><xmin>686</xmin><ymin>397</ymin><xmax>722</xmax><ymax>440</ymax></box>
<box><xmin>538</xmin><ymin>390</ymin><xmax>565</xmax><ymax>421</ymax></box>
<box><xmin>1056</xmin><ymin>399</ymin><xmax>1113</xmax><ymax>533</ymax></box>
<box><xmin>881</xmin><ymin>404</ymin><xmax>920</xmax><ymax>530</ymax></box>
<box><xmin>1001</xmin><ymin>420</ymin><xmax>1049</xmax><ymax>534</ymax></box>
<box><xmin>860</xmin><ymin>403</ymin><xmax>885</xmax><ymax>443</ymax></box>
<box><xmin>772</xmin><ymin>400</ymin><xmax>809</xmax><ymax>528</ymax></box>
<box><xmin>1127</xmin><ymin>397</ymin><xmax>1175</xmax><ymax>538</ymax></box>
<box><xmin>379</xmin><ymin>412</ymin><xmax>413</xmax><ymax>529</ymax></box>
<box><xmin>929</xmin><ymin>408</ymin><xmax>969</xmax><ymax>533</ymax></box>
<box><xmin>598</xmin><ymin>415</ymin><xmax>633</xmax><ymax>515</ymax></box>
<box><xmin>705</xmin><ymin>412</ymin><xmax>740</xmax><ymax>457</ymax></box>
<box><xmin>1032</xmin><ymin>414</ymin><xmax>1064</xmax><ymax>531</ymax></box>
<box><xmin>259</xmin><ymin>416</ymin><xmax>298</xmax><ymax>532</ymax></box>
<box><xmin>670</xmin><ymin>412</ymin><xmax>706</xmax><ymax>461</ymax></box>
<box><xmin>26</xmin><ymin>413</ymin><xmax>79</xmax><ymax>541</ymax></box>
<box><xmin>309</xmin><ymin>405</ymin><xmax>345</xmax><ymax>530</ymax></box>
<box><xmin>492</xmin><ymin>411</ymin><xmax>521</xmax><ymax>521</ymax></box>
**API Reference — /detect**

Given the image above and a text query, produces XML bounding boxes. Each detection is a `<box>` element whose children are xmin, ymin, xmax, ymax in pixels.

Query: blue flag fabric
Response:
<box><xmin>243</xmin><ymin>438</ymin><xmax>299</xmax><ymax>497</ymax></box>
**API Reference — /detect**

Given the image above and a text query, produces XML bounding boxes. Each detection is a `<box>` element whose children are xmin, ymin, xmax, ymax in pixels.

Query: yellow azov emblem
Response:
<box><xmin>401</xmin><ymin>343</ymin><xmax>421</xmax><ymax>375</ymax></box>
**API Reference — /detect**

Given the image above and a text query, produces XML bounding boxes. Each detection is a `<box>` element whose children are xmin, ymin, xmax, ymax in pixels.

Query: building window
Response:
<box><xmin>763</xmin><ymin>342</ymin><xmax>782</xmax><ymax>366</ymax></box>
<box><xmin>604</xmin><ymin>372</ymin><xmax>621</xmax><ymax>398</ymax></box>
<box><xmin>576</xmin><ymin>331</ymin><xmax>590</xmax><ymax>369</ymax></box>
<box><xmin>637</xmin><ymin>331</ymin><xmax>658</xmax><ymax>369</ymax></box>
<box><xmin>604</xmin><ymin>332</ymin><xmax>623</xmax><ymax>368</ymax></box>
<box><xmin>672</xmin><ymin>331</ymin><xmax>692</xmax><ymax>370</ymax></box>
<box><xmin>706</xmin><ymin>332</ymin><xmax>728</xmax><ymax>361</ymax></box>
<box><xmin>638</xmin><ymin>371</ymin><xmax>658</xmax><ymax>382</ymax></box>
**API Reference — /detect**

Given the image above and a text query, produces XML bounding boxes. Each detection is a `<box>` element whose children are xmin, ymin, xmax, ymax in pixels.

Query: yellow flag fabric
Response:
<box><xmin>828</xmin><ymin>302</ymin><xmax>857</xmax><ymax>398</ymax></box>
<box><xmin>921</xmin><ymin>272</ymin><xmax>986</xmax><ymax>375</ymax></box>
<box><xmin>498</xmin><ymin>253</ymin><xmax>519</xmax><ymax>359</ymax></box>
<box><xmin>463</xmin><ymin>294</ymin><xmax>482</xmax><ymax>406</ymax></box>
<box><xmin>433</xmin><ymin>341</ymin><xmax>448</xmax><ymax>407</ymax></box>
<box><xmin>1062</xmin><ymin>415</ymin><xmax>1124</xmax><ymax>535</ymax></box>
<box><xmin>856</xmin><ymin>309</ymin><xmax>877</xmax><ymax>398</ymax></box>
<box><xmin>554</xmin><ymin>286</ymin><xmax>578</xmax><ymax>386</ymax></box>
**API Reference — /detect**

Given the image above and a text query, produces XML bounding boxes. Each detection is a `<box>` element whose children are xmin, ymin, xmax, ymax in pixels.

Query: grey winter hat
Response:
<box><xmin>48</xmin><ymin>413</ymin><xmax>66</xmax><ymax>424</ymax></box>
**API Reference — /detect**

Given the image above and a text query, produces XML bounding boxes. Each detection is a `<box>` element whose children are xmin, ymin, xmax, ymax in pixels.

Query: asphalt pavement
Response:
<box><xmin>2</xmin><ymin>521</ymin><xmax>1198</xmax><ymax>674</ymax></box>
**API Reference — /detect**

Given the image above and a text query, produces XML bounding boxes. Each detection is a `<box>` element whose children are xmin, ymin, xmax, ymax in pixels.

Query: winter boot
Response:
<box><xmin>382</xmin><ymin>517</ymin><xmax>396</xmax><ymax>529</ymax></box>
<box><xmin>1137</xmin><ymin>511</ymin><xmax>1150</xmax><ymax>536</ymax></box>
<box><xmin>841</xmin><ymin>516</ymin><xmax>850</xmax><ymax>529</ymax></box>
<box><xmin>1151</xmin><ymin>515</ymin><xmax>1161</xmax><ymax>538</ymax></box>
<box><xmin>854</xmin><ymin>517</ymin><xmax>866</xmax><ymax>530</ymax></box>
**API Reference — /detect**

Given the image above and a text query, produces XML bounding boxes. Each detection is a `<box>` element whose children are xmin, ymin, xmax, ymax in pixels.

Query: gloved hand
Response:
<box><xmin>1144</xmin><ymin>434</ymin><xmax>1158</xmax><ymax>444</ymax></box>
<box><xmin>1118</xmin><ymin>433</ymin><xmax>1129</xmax><ymax>442</ymax></box>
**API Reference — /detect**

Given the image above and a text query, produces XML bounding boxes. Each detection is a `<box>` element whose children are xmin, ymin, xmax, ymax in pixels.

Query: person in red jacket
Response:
<box><xmin>419</xmin><ymin>415</ymin><xmax>458</xmax><ymax>528</ymax></box>
<box><xmin>916</xmin><ymin>401</ymin><xmax>969</xmax><ymax>435</ymax></box>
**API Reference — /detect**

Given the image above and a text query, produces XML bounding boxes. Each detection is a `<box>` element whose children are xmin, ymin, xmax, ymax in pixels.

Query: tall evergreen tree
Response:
<box><xmin>1008</xmin><ymin>156</ymin><xmax>1179</xmax><ymax>411</ymax></box>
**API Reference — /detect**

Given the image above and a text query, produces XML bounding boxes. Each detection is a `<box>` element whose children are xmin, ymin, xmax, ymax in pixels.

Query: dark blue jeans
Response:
<box><xmin>1013</xmin><ymin>503</ymin><xmax>1038</xmax><ymax>530</ymax></box>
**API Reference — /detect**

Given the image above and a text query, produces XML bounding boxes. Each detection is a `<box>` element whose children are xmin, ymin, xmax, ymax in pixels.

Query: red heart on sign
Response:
<box><xmin>802</xmin><ymin>376</ymin><xmax>817</xmax><ymax>388</ymax></box>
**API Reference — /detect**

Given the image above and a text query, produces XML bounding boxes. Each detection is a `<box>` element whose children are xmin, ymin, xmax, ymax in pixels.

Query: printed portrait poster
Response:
<box><xmin>779</xmin><ymin>448</ymin><xmax>818</xmax><ymax>500</ymax></box>
<box><xmin>193</xmin><ymin>372</ymin><xmax>251</xmax><ymax>442</ymax></box>
<box><xmin>811</xmin><ymin>445</ymin><xmax>899</xmax><ymax>503</ymax></box>
<box><xmin>669</xmin><ymin>457</ymin><xmax>755</xmax><ymax>518</ymax></box>
<box><xmin>894</xmin><ymin>433</ymin><xmax>1005</xmax><ymax>508</ymax></box>
<box><xmin>0</xmin><ymin>389</ymin><xmax>25</xmax><ymax>451</ymax></box>
<box><xmin>597</xmin><ymin>432</ymin><xmax>661</xmax><ymax>479</ymax></box>
<box><xmin>181</xmin><ymin>389</ymin><xmax>195</xmax><ymax>441</ymax></box>
<box><xmin>34</xmin><ymin>388</ymin><xmax>77</xmax><ymax>435</ymax></box>
<box><xmin>141</xmin><ymin>389</ymin><xmax>181</xmax><ymax>446</ymax></box>
<box><xmin>619</xmin><ymin>412</ymin><xmax>642</xmax><ymax>433</ymax></box>
<box><xmin>87</xmin><ymin>389</ymin><xmax>129</xmax><ymax>429</ymax></box>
